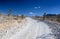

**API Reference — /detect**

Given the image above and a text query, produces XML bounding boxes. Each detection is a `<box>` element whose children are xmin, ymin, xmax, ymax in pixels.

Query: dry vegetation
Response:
<box><xmin>0</xmin><ymin>14</ymin><xmax>25</xmax><ymax>30</ymax></box>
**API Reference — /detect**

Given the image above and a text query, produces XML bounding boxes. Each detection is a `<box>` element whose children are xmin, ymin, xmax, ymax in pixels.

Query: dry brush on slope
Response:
<box><xmin>0</xmin><ymin>14</ymin><xmax>25</xmax><ymax>30</ymax></box>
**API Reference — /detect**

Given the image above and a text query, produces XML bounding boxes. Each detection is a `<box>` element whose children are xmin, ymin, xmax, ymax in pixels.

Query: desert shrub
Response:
<box><xmin>43</xmin><ymin>12</ymin><xmax>46</xmax><ymax>20</ymax></box>
<box><xmin>35</xmin><ymin>15</ymin><xmax>40</xmax><ymax>18</ymax></box>
<box><xmin>51</xmin><ymin>19</ymin><xmax>53</xmax><ymax>21</ymax></box>
<box><xmin>56</xmin><ymin>15</ymin><xmax>60</xmax><ymax>22</ymax></box>
<box><xmin>8</xmin><ymin>9</ymin><xmax>12</xmax><ymax>16</ymax></box>
<box><xmin>21</xmin><ymin>14</ymin><xmax>24</xmax><ymax>19</ymax></box>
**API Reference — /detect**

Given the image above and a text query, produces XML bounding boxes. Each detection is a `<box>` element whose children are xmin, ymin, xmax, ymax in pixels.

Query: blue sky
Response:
<box><xmin>0</xmin><ymin>0</ymin><xmax>60</xmax><ymax>16</ymax></box>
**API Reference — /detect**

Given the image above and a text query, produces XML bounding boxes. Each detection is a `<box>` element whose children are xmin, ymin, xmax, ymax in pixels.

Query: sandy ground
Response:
<box><xmin>0</xmin><ymin>17</ymin><xmax>56</xmax><ymax>39</ymax></box>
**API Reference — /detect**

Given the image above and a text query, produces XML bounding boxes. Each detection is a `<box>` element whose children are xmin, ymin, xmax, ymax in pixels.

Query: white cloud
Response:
<box><xmin>18</xmin><ymin>14</ymin><xmax>21</xmax><ymax>16</ymax></box>
<box><xmin>29</xmin><ymin>12</ymin><xmax>33</xmax><ymax>14</ymax></box>
<box><xmin>38</xmin><ymin>6</ymin><xmax>40</xmax><ymax>8</ymax></box>
<box><xmin>34</xmin><ymin>6</ymin><xmax>41</xmax><ymax>9</ymax></box>
<box><xmin>34</xmin><ymin>7</ymin><xmax>38</xmax><ymax>9</ymax></box>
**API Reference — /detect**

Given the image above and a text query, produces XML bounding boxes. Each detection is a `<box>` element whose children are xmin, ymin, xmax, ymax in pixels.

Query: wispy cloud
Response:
<box><xmin>29</xmin><ymin>12</ymin><xmax>33</xmax><ymax>14</ymax></box>
<box><xmin>34</xmin><ymin>6</ymin><xmax>40</xmax><ymax>9</ymax></box>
